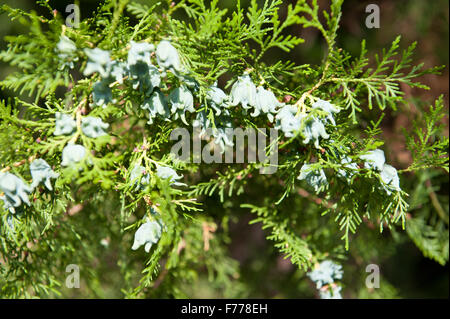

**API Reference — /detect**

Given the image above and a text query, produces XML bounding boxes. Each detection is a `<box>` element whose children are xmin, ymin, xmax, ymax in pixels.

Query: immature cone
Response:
<box><xmin>128</xmin><ymin>41</ymin><xmax>160</xmax><ymax>96</ymax></box>
<box><xmin>252</xmin><ymin>86</ymin><xmax>284</xmax><ymax>121</ymax></box>
<box><xmin>30</xmin><ymin>159</ymin><xmax>59</xmax><ymax>191</ymax></box>
<box><xmin>360</xmin><ymin>149</ymin><xmax>385</xmax><ymax>171</ymax></box>
<box><xmin>83</xmin><ymin>48</ymin><xmax>111</xmax><ymax>78</ymax></box>
<box><xmin>156</xmin><ymin>40</ymin><xmax>183</xmax><ymax>73</ymax></box>
<box><xmin>61</xmin><ymin>143</ymin><xmax>87</xmax><ymax>167</ymax></box>
<box><xmin>132</xmin><ymin>220</ymin><xmax>163</xmax><ymax>253</ymax></box>
<box><xmin>92</xmin><ymin>80</ymin><xmax>114</xmax><ymax>107</ymax></box>
<box><xmin>230</xmin><ymin>74</ymin><xmax>257</xmax><ymax>109</ymax></box>
<box><xmin>297</xmin><ymin>164</ymin><xmax>328</xmax><ymax>193</ymax></box>
<box><xmin>307</xmin><ymin>260</ymin><xmax>343</xmax><ymax>289</ymax></box>
<box><xmin>54</xmin><ymin>112</ymin><xmax>76</xmax><ymax>136</ymax></box>
<box><xmin>206</xmin><ymin>84</ymin><xmax>230</xmax><ymax>115</ymax></box>
<box><xmin>0</xmin><ymin>172</ymin><xmax>33</xmax><ymax>213</ymax></box>
<box><xmin>311</xmin><ymin>99</ymin><xmax>340</xmax><ymax>126</ymax></box>
<box><xmin>141</xmin><ymin>89</ymin><xmax>170</xmax><ymax>124</ymax></box>
<box><xmin>337</xmin><ymin>156</ymin><xmax>358</xmax><ymax>179</ymax></box>
<box><xmin>302</xmin><ymin>116</ymin><xmax>330</xmax><ymax>149</ymax></box>
<box><xmin>169</xmin><ymin>85</ymin><xmax>195</xmax><ymax>125</ymax></box>
<box><xmin>129</xmin><ymin>165</ymin><xmax>150</xmax><ymax>191</ymax></box>
<box><xmin>81</xmin><ymin>117</ymin><xmax>109</xmax><ymax>138</ymax></box>
<box><xmin>156</xmin><ymin>165</ymin><xmax>186</xmax><ymax>187</ymax></box>
<box><xmin>275</xmin><ymin>105</ymin><xmax>302</xmax><ymax>137</ymax></box>
<box><xmin>380</xmin><ymin>164</ymin><xmax>401</xmax><ymax>195</ymax></box>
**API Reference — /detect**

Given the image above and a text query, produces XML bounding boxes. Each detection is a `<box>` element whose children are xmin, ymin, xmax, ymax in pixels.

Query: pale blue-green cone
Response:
<box><xmin>252</xmin><ymin>86</ymin><xmax>284</xmax><ymax>122</ymax></box>
<box><xmin>127</xmin><ymin>41</ymin><xmax>160</xmax><ymax>95</ymax></box>
<box><xmin>56</xmin><ymin>35</ymin><xmax>78</xmax><ymax>69</ymax></box>
<box><xmin>109</xmin><ymin>60</ymin><xmax>127</xmax><ymax>84</ymax></box>
<box><xmin>83</xmin><ymin>48</ymin><xmax>111</xmax><ymax>78</ymax></box>
<box><xmin>380</xmin><ymin>164</ymin><xmax>401</xmax><ymax>195</ymax></box>
<box><xmin>127</xmin><ymin>41</ymin><xmax>154</xmax><ymax>66</ymax></box>
<box><xmin>213</xmin><ymin>125</ymin><xmax>234</xmax><ymax>154</ymax></box>
<box><xmin>169</xmin><ymin>85</ymin><xmax>195</xmax><ymax>125</ymax></box>
<box><xmin>297</xmin><ymin>164</ymin><xmax>328</xmax><ymax>193</ymax></box>
<box><xmin>0</xmin><ymin>194</ymin><xmax>15</xmax><ymax>214</ymax></box>
<box><xmin>84</xmin><ymin>46</ymin><xmax>126</xmax><ymax>82</ymax></box>
<box><xmin>319</xmin><ymin>285</ymin><xmax>343</xmax><ymax>299</ymax></box>
<box><xmin>54</xmin><ymin>112</ymin><xmax>76</xmax><ymax>136</ymax></box>
<box><xmin>302</xmin><ymin>116</ymin><xmax>330</xmax><ymax>149</ymax></box>
<box><xmin>61</xmin><ymin>143</ymin><xmax>87</xmax><ymax>167</ymax></box>
<box><xmin>57</xmin><ymin>35</ymin><xmax>77</xmax><ymax>54</ymax></box>
<box><xmin>129</xmin><ymin>62</ymin><xmax>161</xmax><ymax>96</ymax></box>
<box><xmin>337</xmin><ymin>156</ymin><xmax>359</xmax><ymax>179</ymax></box>
<box><xmin>192</xmin><ymin>111</ymin><xmax>212</xmax><ymax>138</ymax></box>
<box><xmin>129</xmin><ymin>165</ymin><xmax>150</xmax><ymax>191</ymax></box>
<box><xmin>0</xmin><ymin>172</ymin><xmax>33</xmax><ymax>214</ymax></box>
<box><xmin>156</xmin><ymin>40</ymin><xmax>183</xmax><ymax>73</ymax></box>
<box><xmin>156</xmin><ymin>166</ymin><xmax>186</xmax><ymax>187</ymax></box>
<box><xmin>230</xmin><ymin>74</ymin><xmax>257</xmax><ymax>109</ymax></box>
<box><xmin>312</xmin><ymin>99</ymin><xmax>340</xmax><ymax>126</ymax></box>
<box><xmin>192</xmin><ymin>111</ymin><xmax>234</xmax><ymax>153</ymax></box>
<box><xmin>145</xmin><ymin>64</ymin><xmax>162</xmax><ymax>91</ymax></box>
<box><xmin>81</xmin><ymin>117</ymin><xmax>109</xmax><ymax>138</ymax></box>
<box><xmin>30</xmin><ymin>159</ymin><xmax>59</xmax><ymax>191</ymax></box>
<box><xmin>131</xmin><ymin>219</ymin><xmax>163</xmax><ymax>253</ymax></box>
<box><xmin>141</xmin><ymin>90</ymin><xmax>170</xmax><ymax>124</ymax></box>
<box><xmin>360</xmin><ymin>149</ymin><xmax>385</xmax><ymax>171</ymax></box>
<box><xmin>206</xmin><ymin>84</ymin><xmax>229</xmax><ymax>115</ymax></box>
<box><xmin>274</xmin><ymin>105</ymin><xmax>302</xmax><ymax>138</ymax></box>
<box><xmin>307</xmin><ymin>260</ymin><xmax>343</xmax><ymax>289</ymax></box>
<box><xmin>92</xmin><ymin>80</ymin><xmax>114</xmax><ymax>107</ymax></box>
<box><xmin>180</xmin><ymin>75</ymin><xmax>200</xmax><ymax>92</ymax></box>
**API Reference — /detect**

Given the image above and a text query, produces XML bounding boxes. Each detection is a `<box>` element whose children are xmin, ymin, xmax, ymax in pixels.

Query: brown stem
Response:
<box><xmin>425</xmin><ymin>179</ymin><xmax>449</xmax><ymax>225</ymax></box>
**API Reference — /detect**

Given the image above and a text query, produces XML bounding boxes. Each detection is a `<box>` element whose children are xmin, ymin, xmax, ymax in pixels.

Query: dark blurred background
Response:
<box><xmin>0</xmin><ymin>0</ymin><xmax>448</xmax><ymax>298</ymax></box>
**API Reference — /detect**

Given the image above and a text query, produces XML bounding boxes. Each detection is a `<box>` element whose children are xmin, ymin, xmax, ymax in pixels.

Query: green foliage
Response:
<box><xmin>403</xmin><ymin>96</ymin><xmax>449</xmax><ymax>173</ymax></box>
<box><xmin>0</xmin><ymin>0</ymin><xmax>448</xmax><ymax>298</ymax></box>
<box><xmin>407</xmin><ymin>170</ymin><xmax>449</xmax><ymax>266</ymax></box>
